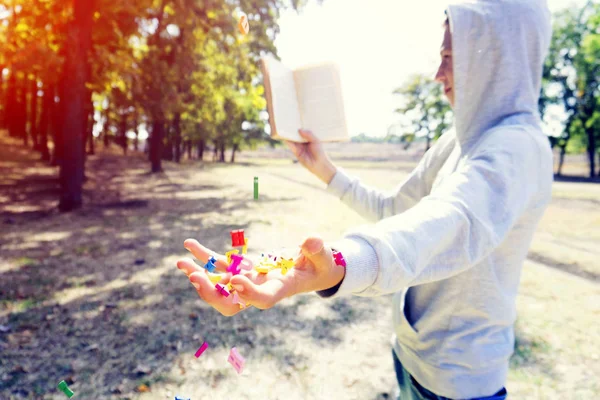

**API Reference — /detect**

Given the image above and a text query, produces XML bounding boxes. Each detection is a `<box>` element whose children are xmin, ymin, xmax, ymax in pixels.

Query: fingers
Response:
<box><xmin>183</xmin><ymin>238</ymin><xmax>228</xmax><ymax>272</ymax></box>
<box><xmin>298</xmin><ymin>129</ymin><xmax>316</xmax><ymax>142</ymax></box>
<box><xmin>188</xmin><ymin>272</ymin><xmax>243</xmax><ymax>317</ymax></box>
<box><xmin>229</xmin><ymin>274</ymin><xmax>291</xmax><ymax>309</ymax></box>
<box><xmin>177</xmin><ymin>258</ymin><xmax>205</xmax><ymax>277</ymax></box>
<box><xmin>177</xmin><ymin>259</ymin><xmax>231</xmax><ymax>286</ymax></box>
<box><xmin>285</xmin><ymin>140</ymin><xmax>299</xmax><ymax>156</ymax></box>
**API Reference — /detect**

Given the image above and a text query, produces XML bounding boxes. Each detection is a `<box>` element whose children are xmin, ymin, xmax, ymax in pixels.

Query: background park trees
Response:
<box><xmin>0</xmin><ymin>0</ymin><xmax>308</xmax><ymax>211</ymax></box>
<box><xmin>0</xmin><ymin>0</ymin><xmax>598</xmax><ymax>213</ymax></box>
<box><xmin>540</xmin><ymin>0</ymin><xmax>600</xmax><ymax>178</ymax></box>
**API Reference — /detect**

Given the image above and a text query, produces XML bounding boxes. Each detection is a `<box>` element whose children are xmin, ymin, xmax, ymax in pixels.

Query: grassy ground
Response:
<box><xmin>0</xmin><ymin>133</ymin><xmax>598</xmax><ymax>400</ymax></box>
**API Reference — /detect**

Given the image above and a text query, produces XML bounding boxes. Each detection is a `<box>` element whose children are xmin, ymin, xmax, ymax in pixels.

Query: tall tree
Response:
<box><xmin>58</xmin><ymin>0</ymin><xmax>94</xmax><ymax>211</ymax></box>
<box><xmin>28</xmin><ymin>75</ymin><xmax>38</xmax><ymax>148</ymax></box>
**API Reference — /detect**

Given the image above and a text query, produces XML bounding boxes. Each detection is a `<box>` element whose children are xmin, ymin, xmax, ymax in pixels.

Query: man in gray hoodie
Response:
<box><xmin>179</xmin><ymin>0</ymin><xmax>554</xmax><ymax>398</ymax></box>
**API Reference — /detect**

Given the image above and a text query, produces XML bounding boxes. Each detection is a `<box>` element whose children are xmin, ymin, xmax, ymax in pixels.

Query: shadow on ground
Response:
<box><xmin>553</xmin><ymin>174</ymin><xmax>600</xmax><ymax>184</ymax></box>
<box><xmin>0</xmin><ymin>136</ymin><xmax>380</xmax><ymax>399</ymax></box>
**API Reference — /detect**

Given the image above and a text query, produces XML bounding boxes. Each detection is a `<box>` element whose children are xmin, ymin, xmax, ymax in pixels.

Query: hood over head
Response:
<box><xmin>446</xmin><ymin>0</ymin><xmax>552</xmax><ymax>149</ymax></box>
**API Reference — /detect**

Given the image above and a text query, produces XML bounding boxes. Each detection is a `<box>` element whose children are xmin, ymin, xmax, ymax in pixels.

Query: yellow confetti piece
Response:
<box><xmin>255</xmin><ymin>265</ymin><xmax>271</xmax><ymax>274</ymax></box>
<box><xmin>279</xmin><ymin>259</ymin><xmax>294</xmax><ymax>275</ymax></box>
<box><xmin>226</xmin><ymin>249</ymin><xmax>239</xmax><ymax>264</ymax></box>
<box><xmin>242</xmin><ymin>238</ymin><xmax>248</xmax><ymax>254</ymax></box>
<box><xmin>207</xmin><ymin>272</ymin><xmax>222</xmax><ymax>284</ymax></box>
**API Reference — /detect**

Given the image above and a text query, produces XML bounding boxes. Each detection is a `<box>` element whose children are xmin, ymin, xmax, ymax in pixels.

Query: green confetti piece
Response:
<box><xmin>58</xmin><ymin>380</ymin><xmax>74</xmax><ymax>398</ymax></box>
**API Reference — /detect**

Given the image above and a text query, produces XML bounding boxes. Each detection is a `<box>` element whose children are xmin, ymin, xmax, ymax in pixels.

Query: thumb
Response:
<box><xmin>300</xmin><ymin>236</ymin><xmax>330</xmax><ymax>265</ymax></box>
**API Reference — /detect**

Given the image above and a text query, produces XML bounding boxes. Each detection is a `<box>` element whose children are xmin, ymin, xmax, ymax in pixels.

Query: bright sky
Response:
<box><xmin>274</xmin><ymin>0</ymin><xmax>588</xmax><ymax>137</ymax></box>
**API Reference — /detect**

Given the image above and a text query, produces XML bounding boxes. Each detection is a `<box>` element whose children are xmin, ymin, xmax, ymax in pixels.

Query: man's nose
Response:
<box><xmin>434</xmin><ymin>66</ymin><xmax>445</xmax><ymax>83</ymax></box>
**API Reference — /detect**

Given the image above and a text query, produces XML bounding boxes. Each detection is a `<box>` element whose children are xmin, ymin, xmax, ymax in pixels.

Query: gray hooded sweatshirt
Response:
<box><xmin>318</xmin><ymin>0</ymin><xmax>553</xmax><ymax>397</ymax></box>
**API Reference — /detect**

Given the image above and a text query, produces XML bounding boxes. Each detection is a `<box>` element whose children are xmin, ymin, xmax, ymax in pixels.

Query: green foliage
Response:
<box><xmin>541</xmin><ymin>1</ymin><xmax>600</xmax><ymax>176</ymax></box>
<box><xmin>351</xmin><ymin>133</ymin><xmax>385</xmax><ymax>143</ymax></box>
<box><xmin>392</xmin><ymin>74</ymin><xmax>452</xmax><ymax>151</ymax></box>
<box><xmin>1</xmin><ymin>0</ymin><xmax>315</xmax><ymax>165</ymax></box>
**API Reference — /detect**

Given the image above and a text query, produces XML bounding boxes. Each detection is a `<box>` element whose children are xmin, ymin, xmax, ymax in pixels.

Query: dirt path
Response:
<box><xmin>1</xmin><ymin>135</ymin><xmax>599</xmax><ymax>399</ymax></box>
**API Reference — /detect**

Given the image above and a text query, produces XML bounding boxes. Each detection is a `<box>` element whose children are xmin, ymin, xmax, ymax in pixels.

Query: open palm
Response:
<box><xmin>176</xmin><ymin>239</ymin><xmax>299</xmax><ymax>316</ymax></box>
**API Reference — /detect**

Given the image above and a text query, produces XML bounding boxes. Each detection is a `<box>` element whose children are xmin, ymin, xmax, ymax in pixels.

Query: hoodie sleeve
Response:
<box><xmin>318</xmin><ymin>130</ymin><xmax>542</xmax><ymax>298</ymax></box>
<box><xmin>325</xmin><ymin>132</ymin><xmax>455</xmax><ymax>222</ymax></box>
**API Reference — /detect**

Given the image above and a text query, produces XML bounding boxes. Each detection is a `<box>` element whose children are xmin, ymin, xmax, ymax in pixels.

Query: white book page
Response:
<box><xmin>261</xmin><ymin>56</ymin><xmax>303</xmax><ymax>142</ymax></box>
<box><xmin>293</xmin><ymin>63</ymin><xmax>349</xmax><ymax>142</ymax></box>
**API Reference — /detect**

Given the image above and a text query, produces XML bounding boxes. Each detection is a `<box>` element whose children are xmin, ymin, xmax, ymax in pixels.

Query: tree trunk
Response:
<box><xmin>5</xmin><ymin>71</ymin><xmax>16</xmax><ymax>136</ymax></box>
<box><xmin>38</xmin><ymin>84</ymin><xmax>51</xmax><ymax>161</ymax></box>
<box><xmin>81</xmin><ymin>92</ymin><xmax>92</xmax><ymax>160</ymax></box>
<box><xmin>186</xmin><ymin>140</ymin><xmax>192</xmax><ymax>160</ymax></box>
<box><xmin>134</xmin><ymin>131</ymin><xmax>139</xmax><ymax>151</ymax></box>
<box><xmin>557</xmin><ymin>144</ymin><xmax>566</xmax><ymax>176</ymax></box>
<box><xmin>51</xmin><ymin>85</ymin><xmax>62</xmax><ymax>166</ymax></box>
<box><xmin>0</xmin><ymin>73</ymin><xmax>4</xmax><ymax>129</ymax></box>
<box><xmin>87</xmin><ymin>109</ymin><xmax>95</xmax><ymax>155</ymax></box>
<box><xmin>103</xmin><ymin>124</ymin><xmax>110</xmax><ymax>148</ymax></box>
<box><xmin>119</xmin><ymin>113</ymin><xmax>128</xmax><ymax>155</ymax></box>
<box><xmin>38</xmin><ymin>81</ymin><xmax>52</xmax><ymax>161</ymax></box>
<box><xmin>587</xmin><ymin>129</ymin><xmax>596</xmax><ymax>178</ymax></box>
<box><xmin>197</xmin><ymin>139</ymin><xmax>204</xmax><ymax>160</ymax></box>
<box><xmin>17</xmin><ymin>76</ymin><xmax>28</xmax><ymax>145</ymax></box>
<box><xmin>29</xmin><ymin>76</ymin><xmax>39</xmax><ymax>148</ymax></box>
<box><xmin>162</xmin><ymin>123</ymin><xmax>173</xmax><ymax>160</ymax></box>
<box><xmin>6</xmin><ymin>70</ymin><xmax>17</xmax><ymax>137</ymax></box>
<box><xmin>150</xmin><ymin>118</ymin><xmax>164</xmax><ymax>173</ymax></box>
<box><xmin>230</xmin><ymin>143</ymin><xmax>238</xmax><ymax>163</ymax></box>
<box><xmin>173</xmin><ymin>113</ymin><xmax>182</xmax><ymax>163</ymax></box>
<box><xmin>219</xmin><ymin>140</ymin><xmax>225</xmax><ymax>162</ymax></box>
<box><xmin>58</xmin><ymin>0</ymin><xmax>94</xmax><ymax>212</ymax></box>
<box><xmin>162</xmin><ymin>138</ymin><xmax>173</xmax><ymax>160</ymax></box>
<box><xmin>425</xmin><ymin>134</ymin><xmax>432</xmax><ymax>152</ymax></box>
<box><xmin>133</xmin><ymin>112</ymin><xmax>139</xmax><ymax>151</ymax></box>
<box><xmin>0</xmin><ymin>72</ymin><xmax>6</xmax><ymax>129</ymax></box>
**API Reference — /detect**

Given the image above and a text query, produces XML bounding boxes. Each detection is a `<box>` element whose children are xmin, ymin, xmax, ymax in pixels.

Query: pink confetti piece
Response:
<box><xmin>232</xmin><ymin>292</ymin><xmax>247</xmax><ymax>308</ymax></box>
<box><xmin>227</xmin><ymin>347</ymin><xmax>245</xmax><ymax>374</ymax></box>
<box><xmin>216</xmin><ymin>283</ymin><xmax>230</xmax><ymax>297</ymax></box>
<box><xmin>195</xmin><ymin>342</ymin><xmax>208</xmax><ymax>358</ymax></box>
<box><xmin>226</xmin><ymin>254</ymin><xmax>244</xmax><ymax>275</ymax></box>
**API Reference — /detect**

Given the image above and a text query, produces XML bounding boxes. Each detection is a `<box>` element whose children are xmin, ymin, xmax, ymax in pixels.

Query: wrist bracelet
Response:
<box><xmin>331</xmin><ymin>248</ymin><xmax>346</xmax><ymax>268</ymax></box>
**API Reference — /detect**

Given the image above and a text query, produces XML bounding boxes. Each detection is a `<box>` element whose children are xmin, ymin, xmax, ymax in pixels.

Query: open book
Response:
<box><xmin>260</xmin><ymin>55</ymin><xmax>349</xmax><ymax>142</ymax></box>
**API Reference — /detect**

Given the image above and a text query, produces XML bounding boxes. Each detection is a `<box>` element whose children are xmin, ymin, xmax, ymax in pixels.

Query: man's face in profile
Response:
<box><xmin>435</xmin><ymin>21</ymin><xmax>454</xmax><ymax>107</ymax></box>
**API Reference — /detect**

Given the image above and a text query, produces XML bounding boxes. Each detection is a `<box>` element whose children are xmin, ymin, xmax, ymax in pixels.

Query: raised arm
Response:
<box><xmin>288</xmin><ymin>129</ymin><xmax>457</xmax><ymax>223</ymax></box>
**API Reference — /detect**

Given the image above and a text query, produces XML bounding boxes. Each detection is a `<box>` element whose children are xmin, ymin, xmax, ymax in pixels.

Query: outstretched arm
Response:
<box><xmin>326</xmin><ymin>130</ymin><xmax>457</xmax><ymax>222</ymax></box>
<box><xmin>317</xmin><ymin>130</ymin><xmax>548</xmax><ymax>298</ymax></box>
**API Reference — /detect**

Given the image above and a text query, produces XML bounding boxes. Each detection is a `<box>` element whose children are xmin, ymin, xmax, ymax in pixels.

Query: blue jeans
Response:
<box><xmin>392</xmin><ymin>350</ymin><xmax>508</xmax><ymax>400</ymax></box>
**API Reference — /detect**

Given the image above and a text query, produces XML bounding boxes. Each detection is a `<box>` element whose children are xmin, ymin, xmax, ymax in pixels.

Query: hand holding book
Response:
<box><xmin>285</xmin><ymin>129</ymin><xmax>338</xmax><ymax>185</ymax></box>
